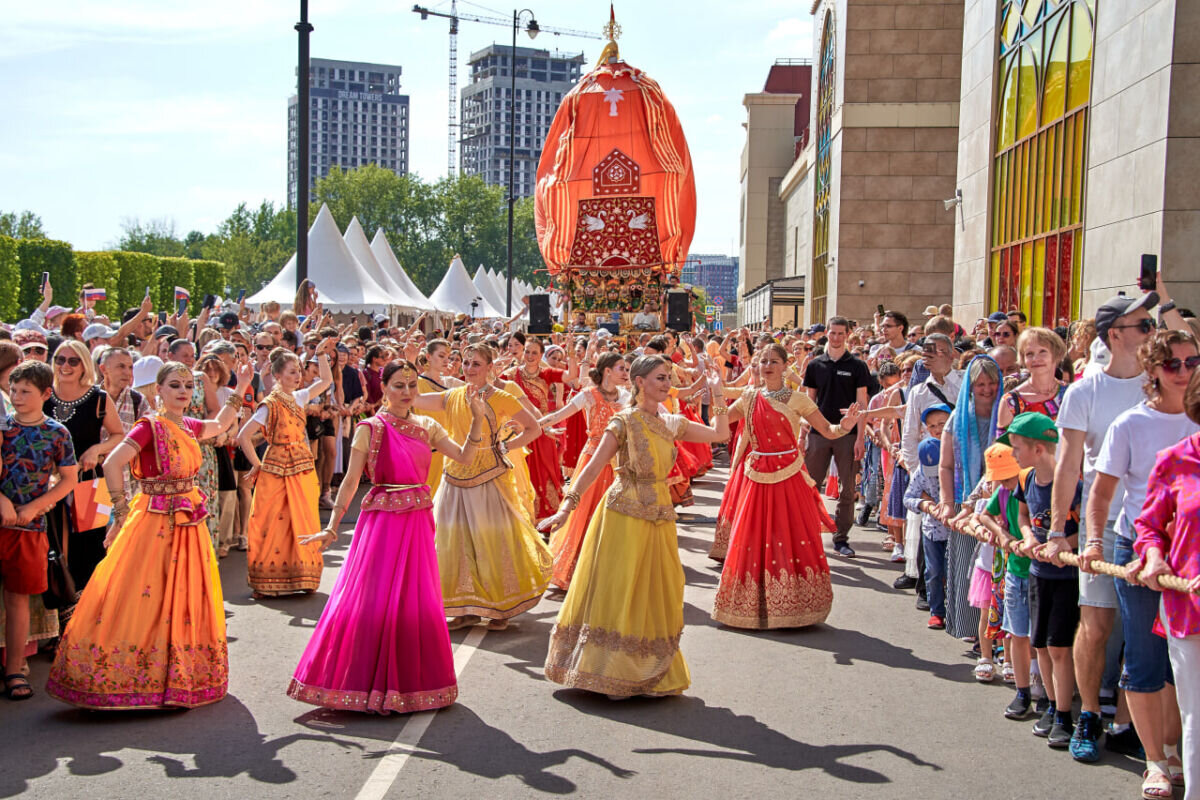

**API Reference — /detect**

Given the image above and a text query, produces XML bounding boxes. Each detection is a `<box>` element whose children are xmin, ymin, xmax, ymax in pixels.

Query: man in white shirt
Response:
<box><xmin>632</xmin><ymin>304</ymin><xmax>660</xmax><ymax>331</ymax></box>
<box><xmin>900</xmin><ymin>333</ymin><xmax>963</xmax><ymax>474</ymax></box>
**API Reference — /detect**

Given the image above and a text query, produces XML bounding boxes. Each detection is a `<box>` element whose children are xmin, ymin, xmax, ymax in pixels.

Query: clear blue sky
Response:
<box><xmin>0</xmin><ymin>0</ymin><xmax>813</xmax><ymax>257</ymax></box>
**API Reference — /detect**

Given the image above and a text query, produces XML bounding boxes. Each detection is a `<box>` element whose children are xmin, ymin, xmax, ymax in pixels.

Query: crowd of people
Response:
<box><xmin>0</xmin><ymin>275</ymin><xmax>1197</xmax><ymax>798</ymax></box>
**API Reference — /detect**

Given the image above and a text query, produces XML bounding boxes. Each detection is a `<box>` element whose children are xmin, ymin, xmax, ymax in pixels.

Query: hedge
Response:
<box><xmin>157</xmin><ymin>257</ymin><xmax>195</xmax><ymax>314</ymax></box>
<box><xmin>190</xmin><ymin>259</ymin><xmax>227</xmax><ymax>312</ymax></box>
<box><xmin>18</xmin><ymin>238</ymin><xmax>75</xmax><ymax>316</ymax></box>
<box><xmin>112</xmin><ymin>251</ymin><xmax>161</xmax><ymax>316</ymax></box>
<box><xmin>0</xmin><ymin>236</ymin><xmax>18</xmax><ymax>321</ymax></box>
<box><xmin>75</xmin><ymin>251</ymin><xmax>122</xmax><ymax>319</ymax></box>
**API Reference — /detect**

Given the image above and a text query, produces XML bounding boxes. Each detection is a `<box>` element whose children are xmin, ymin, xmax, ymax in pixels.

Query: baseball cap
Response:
<box><xmin>217</xmin><ymin>311</ymin><xmax>239</xmax><ymax>330</ymax></box>
<box><xmin>374</xmin><ymin>314</ymin><xmax>388</xmax><ymax>324</ymax></box>
<box><xmin>132</xmin><ymin>356</ymin><xmax>164</xmax><ymax>388</ymax></box>
<box><xmin>1095</xmin><ymin>292</ymin><xmax>1158</xmax><ymax>344</ymax></box>
<box><xmin>46</xmin><ymin>305</ymin><xmax>70</xmax><ymax>319</ymax></box>
<box><xmin>921</xmin><ymin>403</ymin><xmax>953</xmax><ymax>423</ymax></box>
<box><xmin>154</xmin><ymin>325</ymin><xmax>179</xmax><ymax>340</ymax></box>
<box><xmin>983</xmin><ymin>442</ymin><xmax>1020</xmax><ymax>481</ymax></box>
<box><xmin>918</xmin><ymin>436</ymin><xmax>941</xmax><ymax>468</ymax></box>
<box><xmin>13</xmin><ymin>329</ymin><xmax>48</xmax><ymax>351</ymax></box>
<box><xmin>986</xmin><ymin>311</ymin><xmax>1007</xmax><ymax>323</ymax></box>
<box><xmin>82</xmin><ymin>323</ymin><xmax>115</xmax><ymax>342</ymax></box>
<box><xmin>996</xmin><ymin>411</ymin><xmax>1059</xmax><ymax>446</ymax></box>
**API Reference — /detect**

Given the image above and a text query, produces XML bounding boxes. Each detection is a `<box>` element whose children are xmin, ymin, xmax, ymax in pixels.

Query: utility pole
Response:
<box><xmin>295</xmin><ymin>0</ymin><xmax>313</xmax><ymax>289</ymax></box>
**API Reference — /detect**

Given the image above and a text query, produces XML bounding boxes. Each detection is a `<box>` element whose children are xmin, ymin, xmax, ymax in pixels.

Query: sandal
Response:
<box><xmin>1167</xmin><ymin>758</ymin><xmax>1184</xmax><ymax>788</ymax></box>
<box><xmin>486</xmin><ymin>619</ymin><xmax>509</xmax><ymax>631</ymax></box>
<box><xmin>1001</xmin><ymin>661</ymin><xmax>1016</xmax><ymax>684</ymax></box>
<box><xmin>974</xmin><ymin>658</ymin><xmax>995</xmax><ymax>683</ymax></box>
<box><xmin>1142</xmin><ymin>762</ymin><xmax>1172</xmax><ymax>799</ymax></box>
<box><xmin>447</xmin><ymin>615</ymin><xmax>480</xmax><ymax>631</ymax></box>
<box><xmin>880</xmin><ymin>537</ymin><xmax>897</xmax><ymax>550</ymax></box>
<box><xmin>4</xmin><ymin>673</ymin><xmax>33</xmax><ymax>701</ymax></box>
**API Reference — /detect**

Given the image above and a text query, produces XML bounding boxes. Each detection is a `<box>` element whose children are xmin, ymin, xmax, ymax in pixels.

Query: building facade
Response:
<box><xmin>460</xmin><ymin>45</ymin><xmax>585</xmax><ymax>198</ymax></box>
<box><xmin>953</xmin><ymin>0</ymin><xmax>1200</xmax><ymax>323</ymax></box>
<box><xmin>737</xmin><ymin>61</ymin><xmax>812</xmax><ymax>323</ymax></box>
<box><xmin>287</xmin><ymin>58</ymin><xmax>410</xmax><ymax>209</ymax></box>
<box><xmin>683</xmin><ymin>254</ymin><xmax>740</xmax><ymax>314</ymax></box>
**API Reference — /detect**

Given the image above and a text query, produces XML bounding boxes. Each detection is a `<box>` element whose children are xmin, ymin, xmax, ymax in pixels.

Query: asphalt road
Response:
<box><xmin>8</xmin><ymin>453</ymin><xmax>1147</xmax><ymax>799</ymax></box>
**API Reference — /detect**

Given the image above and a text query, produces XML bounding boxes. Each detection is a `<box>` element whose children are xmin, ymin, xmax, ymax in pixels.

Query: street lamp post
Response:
<box><xmin>506</xmin><ymin>9</ymin><xmax>539</xmax><ymax>317</ymax></box>
<box><xmin>295</xmin><ymin>0</ymin><xmax>314</xmax><ymax>289</ymax></box>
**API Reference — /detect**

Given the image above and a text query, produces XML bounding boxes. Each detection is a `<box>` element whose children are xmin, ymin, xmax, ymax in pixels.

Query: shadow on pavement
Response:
<box><xmin>0</xmin><ymin>693</ymin><xmax>358</xmax><ymax>797</ymax></box>
<box><xmin>373</xmin><ymin>705</ymin><xmax>637</xmax><ymax>794</ymax></box>
<box><xmin>553</xmin><ymin>691</ymin><xmax>940</xmax><ymax>783</ymax></box>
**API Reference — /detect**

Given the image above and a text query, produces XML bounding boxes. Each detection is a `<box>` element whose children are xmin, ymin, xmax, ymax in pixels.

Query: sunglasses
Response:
<box><xmin>255</xmin><ymin>344</ymin><xmax>272</xmax><ymax>350</ymax></box>
<box><xmin>24</xmin><ymin>346</ymin><xmax>47</xmax><ymax>354</ymax></box>
<box><xmin>1162</xmin><ymin>355</ymin><xmax>1200</xmax><ymax>373</ymax></box>
<box><xmin>1110</xmin><ymin>318</ymin><xmax>1156</xmax><ymax>335</ymax></box>
<box><xmin>53</xmin><ymin>355</ymin><xmax>82</xmax><ymax>367</ymax></box>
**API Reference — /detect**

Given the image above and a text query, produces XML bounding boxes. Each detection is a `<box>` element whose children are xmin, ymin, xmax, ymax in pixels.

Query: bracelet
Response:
<box><xmin>1047</xmin><ymin>530</ymin><xmax>1068</xmax><ymax>540</ymax></box>
<box><xmin>711</xmin><ymin>404</ymin><xmax>729</xmax><ymax>415</ymax></box>
<box><xmin>561</xmin><ymin>492</ymin><xmax>580</xmax><ymax>510</ymax></box>
<box><xmin>467</xmin><ymin>434</ymin><xmax>483</xmax><ymax>444</ymax></box>
<box><xmin>224</xmin><ymin>394</ymin><xmax>242</xmax><ymax>410</ymax></box>
<box><xmin>1083</xmin><ymin>539</ymin><xmax>1104</xmax><ymax>551</ymax></box>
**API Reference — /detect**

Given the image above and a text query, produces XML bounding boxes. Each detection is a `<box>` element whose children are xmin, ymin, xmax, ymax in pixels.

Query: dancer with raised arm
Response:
<box><xmin>540</xmin><ymin>356</ymin><xmax>728</xmax><ymax>699</ymax></box>
<box><xmin>288</xmin><ymin>361</ymin><xmax>488</xmax><ymax>714</ymax></box>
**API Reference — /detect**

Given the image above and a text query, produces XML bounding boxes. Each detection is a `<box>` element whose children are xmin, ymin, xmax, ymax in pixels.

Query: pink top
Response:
<box><xmin>1134</xmin><ymin>432</ymin><xmax>1200</xmax><ymax>638</ymax></box>
<box><xmin>126</xmin><ymin>416</ymin><xmax>205</xmax><ymax>478</ymax></box>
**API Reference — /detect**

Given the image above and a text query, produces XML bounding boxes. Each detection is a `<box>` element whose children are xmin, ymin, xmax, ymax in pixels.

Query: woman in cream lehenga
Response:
<box><xmin>46</xmin><ymin>360</ymin><xmax>253</xmax><ymax>709</ymax></box>
<box><xmin>414</xmin><ymin>344</ymin><xmax>551</xmax><ymax>631</ymax></box>
<box><xmin>539</xmin><ymin>355</ymin><xmax>728</xmax><ymax>699</ymax></box>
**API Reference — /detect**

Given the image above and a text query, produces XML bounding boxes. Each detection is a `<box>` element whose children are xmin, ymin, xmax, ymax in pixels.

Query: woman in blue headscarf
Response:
<box><xmin>934</xmin><ymin>354</ymin><xmax>1001</xmax><ymax>641</ymax></box>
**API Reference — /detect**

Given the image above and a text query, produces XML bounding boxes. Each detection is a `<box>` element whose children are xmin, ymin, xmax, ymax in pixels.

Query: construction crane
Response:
<box><xmin>412</xmin><ymin>3</ymin><xmax>601</xmax><ymax>178</ymax></box>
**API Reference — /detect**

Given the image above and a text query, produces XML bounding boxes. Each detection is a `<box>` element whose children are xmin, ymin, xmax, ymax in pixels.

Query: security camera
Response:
<box><xmin>943</xmin><ymin>189</ymin><xmax>963</xmax><ymax>211</ymax></box>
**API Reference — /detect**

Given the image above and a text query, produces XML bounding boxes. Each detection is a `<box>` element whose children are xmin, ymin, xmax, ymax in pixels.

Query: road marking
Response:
<box><xmin>354</xmin><ymin>625</ymin><xmax>487</xmax><ymax>800</ymax></box>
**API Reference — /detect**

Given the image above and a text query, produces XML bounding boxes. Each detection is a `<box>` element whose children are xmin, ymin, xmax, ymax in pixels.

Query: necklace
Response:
<box><xmin>160</xmin><ymin>410</ymin><xmax>186</xmax><ymax>427</ymax></box>
<box><xmin>762</xmin><ymin>385</ymin><xmax>791</xmax><ymax>403</ymax></box>
<box><xmin>597</xmin><ymin>384</ymin><xmax>619</xmax><ymax>402</ymax></box>
<box><xmin>521</xmin><ymin>364</ymin><xmax>541</xmax><ymax>381</ymax></box>
<box><xmin>51</xmin><ymin>385</ymin><xmax>94</xmax><ymax>423</ymax></box>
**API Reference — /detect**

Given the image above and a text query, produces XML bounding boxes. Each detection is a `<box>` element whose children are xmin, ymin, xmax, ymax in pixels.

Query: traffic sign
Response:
<box><xmin>713</xmin><ymin>296</ymin><xmax>725</xmax><ymax>305</ymax></box>
<box><xmin>704</xmin><ymin>305</ymin><xmax>716</xmax><ymax>316</ymax></box>
<box><xmin>713</xmin><ymin>320</ymin><xmax>723</xmax><ymax>331</ymax></box>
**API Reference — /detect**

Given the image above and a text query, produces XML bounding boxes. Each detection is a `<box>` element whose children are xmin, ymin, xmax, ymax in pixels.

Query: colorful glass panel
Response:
<box><xmin>989</xmin><ymin>0</ymin><xmax>1095</xmax><ymax>325</ymax></box>
<box><xmin>810</xmin><ymin>10</ymin><xmax>834</xmax><ymax>325</ymax></box>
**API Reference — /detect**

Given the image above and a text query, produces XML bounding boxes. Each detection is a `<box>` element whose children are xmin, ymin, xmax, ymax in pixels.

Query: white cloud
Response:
<box><xmin>765</xmin><ymin>17</ymin><xmax>815</xmax><ymax>60</ymax></box>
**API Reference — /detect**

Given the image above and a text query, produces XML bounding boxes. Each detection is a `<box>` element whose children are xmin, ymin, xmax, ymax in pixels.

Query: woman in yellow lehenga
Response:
<box><xmin>416</xmin><ymin>338</ymin><xmax>463</xmax><ymax>499</ymax></box>
<box><xmin>540</xmin><ymin>355</ymin><xmax>729</xmax><ymax>699</ymax></box>
<box><xmin>46</xmin><ymin>360</ymin><xmax>253</xmax><ymax>709</ymax></box>
<box><xmin>237</xmin><ymin>344</ymin><xmax>332</xmax><ymax>598</ymax></box>
<box><xmin>414</xmin><ymin>343</ymin><xmax>551</xmax><ymax>631</ymax></box>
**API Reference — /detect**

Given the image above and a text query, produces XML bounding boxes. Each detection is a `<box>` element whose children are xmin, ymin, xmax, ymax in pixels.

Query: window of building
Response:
<box><xmin>809</xmin><ymin>9</ymin><xmax>835</xmax><ymax>325</ymax></box>
<box><xmin>990</xmin><ymin>0</ymin><xmax>1095</xmax><ymax>325</ymax></box>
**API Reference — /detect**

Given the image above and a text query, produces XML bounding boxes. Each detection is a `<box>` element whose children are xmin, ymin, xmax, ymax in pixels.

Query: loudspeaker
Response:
<box><xmin>528</xmin><ymin>293</ymin><xmax>552</xmax><ymax>334</ymax></box>
<box><xmin>666</xmin><ymin>291</ymin><xmax>691</xmax><ymax>332</ymax></box>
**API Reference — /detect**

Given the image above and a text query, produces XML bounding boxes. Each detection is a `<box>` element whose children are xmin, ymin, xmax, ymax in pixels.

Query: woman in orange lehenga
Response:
<box><xmin>237</xmin><ymin>344</ymin><xmax>332</xmax><ymax>598</ymax></box>
<box><xmin>46</xmin><ymin>360</ymin><xmax>253</xmax><ymax>709</ymax></box>
<box><xmin>502</xmin><ymin>337</ymin><xmax>579</xmax><ymax>521</ymax></box>
<box><xmin>534</xmin><ymin>353</ymin><xmax>629</xmax><ymax>591</ymax></box>
<box><xmin>711</xmin><ymin>344</ymin><xmax>869</xmax><ymax>629</ymax></box>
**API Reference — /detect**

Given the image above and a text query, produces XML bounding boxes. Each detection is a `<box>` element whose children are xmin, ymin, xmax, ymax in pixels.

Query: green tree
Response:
<box><xmin>201</xmin><ymin>201</ymin><xmax>295</xmax><ymax>296</ymax></box>
<box><xmin>0</xmin><ymin>210</ymin><xmax>47</xmax><ymax>240</ymax></box>
<box><xmin>117</xmin><ymin>217</ymin><xmax>185</xmax><ymax>257</ymax></box>
<box><xmin>183</xmin><ymin>230</ymin><xmax>208</xmax><ymax>260</ymax></box>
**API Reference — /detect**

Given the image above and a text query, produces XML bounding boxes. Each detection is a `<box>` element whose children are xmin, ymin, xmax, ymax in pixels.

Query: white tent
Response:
<box><xmin>369</xmin><ymin>229</ymin><xmax>439</xmax><ymax>312</ymax></box>
<box><xmin>430</xmin><ymin>256</ymin><xmax>505</xmax><ymax>318</ymax></box>
<box><xmin>473</xmin><ymin>265</ymin><xmax>508</xmax><ymax>317</ymax></box>
<box><xmin>343</xmin><ymin>217</ymin><xmax>425</xmax><ymax>311</ymax></box>
<box><xmin>248</xmin><ymin>204</ymin><xmax>396</xmax><ymax>313</ymax></box>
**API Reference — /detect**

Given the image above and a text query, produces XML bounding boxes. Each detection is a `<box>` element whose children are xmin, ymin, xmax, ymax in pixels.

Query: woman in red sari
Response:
<box><xmin>534</xmin><ymin>352</ymin><xmax>630</xmax><ymax>591</ymax></box>
<box><xmin>711</xmin><ymin>343</ymin><xmax>868</xmax><ymax>629</ymax></box>
<box><xmin>502</xmin><ymin>337</ymin><xmax>579</xmax><ymax>521</ymax></box>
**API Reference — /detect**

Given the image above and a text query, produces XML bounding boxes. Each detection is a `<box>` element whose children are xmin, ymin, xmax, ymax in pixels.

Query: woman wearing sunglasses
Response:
<box><xmin>43</xmin><ymin>340</ymin><xmax>125</xmax><ymax>593</ymax></box>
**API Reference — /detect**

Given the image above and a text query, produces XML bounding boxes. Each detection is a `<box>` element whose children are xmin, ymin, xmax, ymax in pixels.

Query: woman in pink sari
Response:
<box><xmin>287</xmin><ymin>360</ymin><xmax>486</xmax><ymax>714</ymax></box>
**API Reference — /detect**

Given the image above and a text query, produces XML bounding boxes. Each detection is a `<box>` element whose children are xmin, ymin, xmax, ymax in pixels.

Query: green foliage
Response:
<box><xmin>112</xmin><ymin>251</ymin><xmax>161</xmax><ymax>314</ymax></box>
<box><xmin>157</xmin><ymin>257</ymin><xmax>195</xmax><ymax>313</ymax></box>
<box><xmin>0</xmin><ymin>236</ymin><xmax>19</xmax><ymax>320</ymax></box>
<box><xmin>201</xmin><ymin>201</ymin><xmax>295</xmax><ymax>296</ymax></box>
<box><xmin>191</xmin><ymin>260</ymin><xmax>228</xmax><ymax>310</ymax></box>
<box><xmin>75</xmin><ymin>251</ymin><xmax>123</xmax><ymax>318</ymax></box>
<box><xmin>17</xmin><ymin>238</ymin><xmax>75</xmax><ymax>316</ymax></box>
<box><xmin>117</xmin><ymin>218</ymin><xmax>186</xmax><ymax>257</ymax></box>
<box><xmin>0</xmin><ymin>211</ymin><xmax>47</xmax><ymax>240</ymax></box>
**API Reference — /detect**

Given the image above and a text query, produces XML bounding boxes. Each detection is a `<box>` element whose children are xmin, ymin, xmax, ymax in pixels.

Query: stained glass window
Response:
<box><xmin>990</xmin><ymin>0</ymin><xmax>1094</xmax><ymax>326</ymax></box>
<box><xmin>810</xmin><ymin>10</ymin><xmax>834</xmax><ymax>325</ymax></box>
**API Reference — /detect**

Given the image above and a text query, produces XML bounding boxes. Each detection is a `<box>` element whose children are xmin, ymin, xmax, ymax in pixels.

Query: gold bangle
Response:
<box><xmin>224</xmin><ymin>394</ymin><xmax>242</xmax><ymax>410</ymax></box>
<box><xmin>468</xmin><ymin>434</ymin><xmax>483</xmax><ymax>444</ymax></box>
<box><xmin>711</xmin><ymin>405</ymin><xmax>729</xmax><ymax>415</ymax></box>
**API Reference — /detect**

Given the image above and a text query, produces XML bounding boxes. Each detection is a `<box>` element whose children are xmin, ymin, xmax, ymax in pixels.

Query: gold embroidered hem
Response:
<box><xmin>711</xmin><ymin>568</ymin><xmax>833</xmax><ymax>630</ymax></box>
<box><xmin>287</xmin><ymin>677</ymin><xmax>457</xmax><ymax>714</ymax></box>
<box><xmin>260</xmin><ymin>458</ymin><xmax>316</xmax><ymax>478</ymax></box>
<box><xmin>709</xmin><ymin>517</ymin><xmax>732</xmax><ymax>560</ymax></box>
<box><xmin>544</xmin><ymin>621</ymin><xmax>683</xmax><ymax>697</ymax></box>
<box><xmin>247</xmin><ymin>570</ymin><xmax>322</xmax><ymax>595</ymax></box>
<box><xmin>443</xmin><ymin>592</ymin><xmax>544</xmax><ymax>621</ymax></box>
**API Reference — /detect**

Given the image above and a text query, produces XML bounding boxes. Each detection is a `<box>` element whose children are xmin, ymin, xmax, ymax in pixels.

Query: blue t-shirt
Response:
<box><xmin>1015</xmin><ymin>466</ymin><xmax>1081</xmax><ymax>580</ymax></box>
<box><xmin>0</xmin><ymin>414</ymin><xmax>76</xmax><ymax>532</ymax></box>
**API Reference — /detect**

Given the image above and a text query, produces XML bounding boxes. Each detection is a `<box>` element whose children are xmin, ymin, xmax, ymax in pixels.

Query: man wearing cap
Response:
<box><xmin>1043</xmin><ymin>282</ymin><xmax>1187</xmax><ymax>760</ymax></box>
<box><xmin>217</xmin><ymin>311</ymin><xmax>240</xmax><ymax>340</ymax></box>
<box><xmin>981</xmin><ymin>311</ymin><xmax>1008</xmax><ymax>347</ymax></box>
<box><xmin>82</xmin><ymin>323</ymin><xmax>116</xmax><ymax>351</ymax></box>
<box><xmin>13</xmin><ymin>329</ymin><xmax>49</xmax><ymax>363</ymax></box>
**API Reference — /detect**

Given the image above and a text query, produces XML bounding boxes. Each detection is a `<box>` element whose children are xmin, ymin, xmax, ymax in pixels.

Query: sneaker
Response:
<box><xmin>1032</xmin><ymin>706</ymin><xmax>1055</xmax><ymax>737</ymax></box>
<box><xmin>855</xmin><ymin>505</ymin><xmax>873</xmax><ymax>526</ymax></box>
<box><xmin>893</xmin><ymin>575</ymin><xmax>917</xmax><ymax>590</ymax></box>
<box><xmin>1005</xmin><ymin>693</ymin><xmax>1032</xmax><ymax>720</ymax></box>
<box><xmin>1048</xmin><ymin>719</ymin><xmax>1074</xmax><ymax>749</ymax></box>
<box><xmin>927</xmin><ymin>615</ymin><xmax>945</xmax><ymax>630</ymax></box>
<box><xmin>890</xmin><ymin>545</ymin><xmax>905</xmax><ymax>563</ymax></box>
<box><xmin>1069</xmin><ymin>711</ymin><xmax>1102</xmax><ymax>762</ymax></box>
<box><xmin>834</xmin><ymin>543</ymin><xmax>856</xmax><ymax>558</ymax></box>
<box><xmin>1104</xmin><ymin>723</ymin><xmax>1146</xmax><ymax>759</ymax></box>
<box><xmin>915</xmin><ymin>597</ymin><xmax>931</xmax><ymax>611</ymax></box>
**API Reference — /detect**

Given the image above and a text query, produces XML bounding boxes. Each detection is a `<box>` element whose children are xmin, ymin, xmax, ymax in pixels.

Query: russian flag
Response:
<box><xmin>175</xmin><ymin>286</ymin><xmax>191</xmax><ymax>302</ymax></box>
<box><xmin>83</xmin><ymin>287</ymin><xmax>107</xmax><ymax>301</ymax></box>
